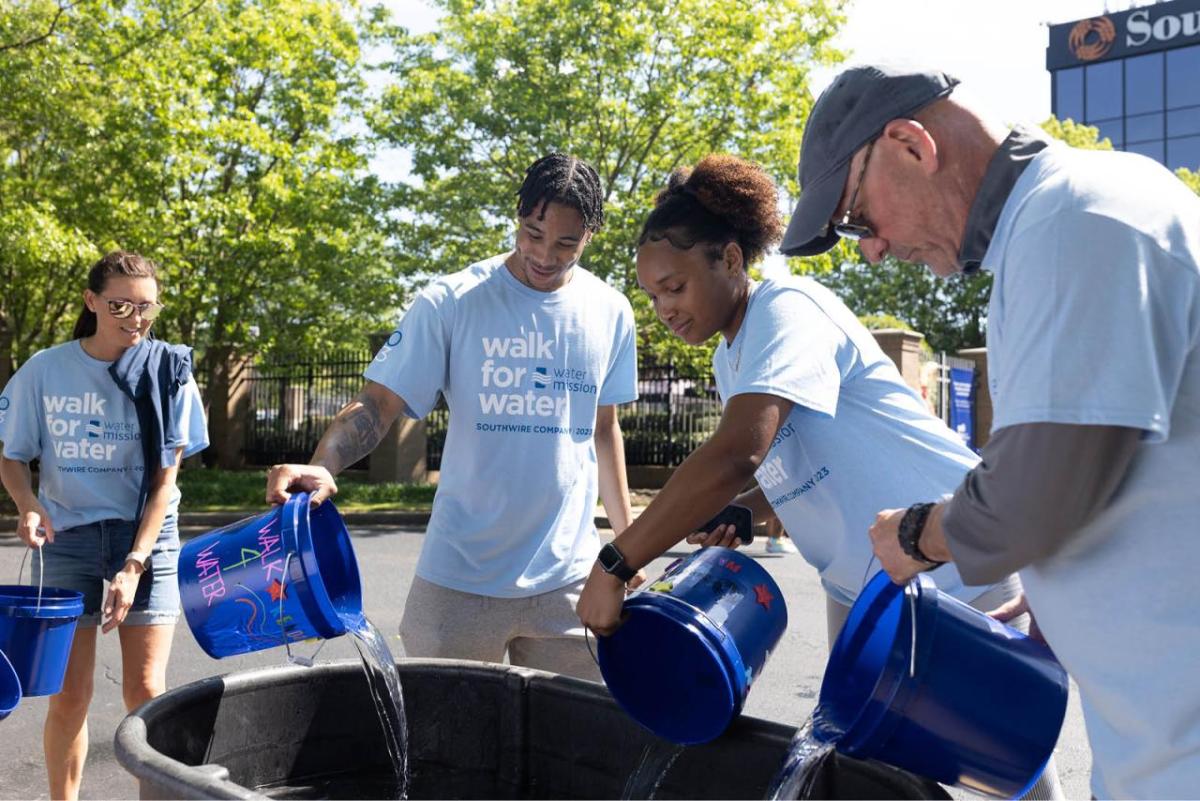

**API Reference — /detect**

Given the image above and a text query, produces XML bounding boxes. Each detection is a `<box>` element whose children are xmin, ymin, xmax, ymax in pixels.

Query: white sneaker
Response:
<box><xmin>765</xmin><ymin>537</ymin><xmax>798</xmax><ymax>555</ymax></box>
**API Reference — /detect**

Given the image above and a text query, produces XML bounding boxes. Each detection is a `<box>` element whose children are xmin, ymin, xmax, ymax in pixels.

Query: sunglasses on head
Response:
<box><xmin>100</xmin><ymin>295</ymin><xmax>164</xmax><ymax>321</ymax></box>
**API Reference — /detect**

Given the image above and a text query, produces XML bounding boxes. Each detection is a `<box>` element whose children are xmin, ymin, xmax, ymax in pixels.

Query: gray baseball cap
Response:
<box><xmin>780</xmin><ymin>65</ymin><xmax>960</xmax><ymax>257</ymax></box>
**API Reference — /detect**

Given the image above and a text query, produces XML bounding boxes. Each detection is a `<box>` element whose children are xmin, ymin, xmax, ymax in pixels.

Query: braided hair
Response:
<box><xmin>516</xmin><ymin>153</ymin><xmax>606</xmax><ymax>232</ymax></box>
<box><xmin>639</xmin><ymin>154</ymin><xmax>783</xmax><ymax>266</ymax></box>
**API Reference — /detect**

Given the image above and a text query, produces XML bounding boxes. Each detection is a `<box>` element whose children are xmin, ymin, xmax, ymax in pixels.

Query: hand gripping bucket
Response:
<box><xmin>0</xmin><ymin>582</ymin><xmax>85</xmax><ymax>697</ymax></box>
<box><xmin>597</xmin><ymin>547</ymin><xmax>787</xmax><ymax>745</ymax></box>
<box><xmin>0</xmin><ymin>648</ymin><xmax>20</xmax><ymax>720</ymax></box>
<box><xmin>179</xmin><ymin>493</ymin><xmax>363</xmax><ymax>659</ymax></box>
<box><xmin>815</xmin><ymin>572</ymin><xmax>1068</xmax><ymax>797</ymax></box>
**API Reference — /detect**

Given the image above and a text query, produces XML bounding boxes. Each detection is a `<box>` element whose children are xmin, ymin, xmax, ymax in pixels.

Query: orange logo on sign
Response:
<box><xmin>1069</xmin><ymin>17</ymin><xmax>1116</xmax><ymax>61</ymax></box>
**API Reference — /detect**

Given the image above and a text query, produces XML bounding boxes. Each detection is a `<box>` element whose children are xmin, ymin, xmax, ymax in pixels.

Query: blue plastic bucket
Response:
<box><xmin>0</xmin><ymin>648</ymin><xmax>19</xmax><ymax>720</ymax></box>
<box><xmin>0</xmin><ymin>584</ymin><xmax>85</xmax><ymax>697</ymax></box>
<box><xmin>815</xmin><ymin>572</ymin><xmax>1068</xmax><ymax>797</ymax></box>
<box><xmin>597</xmin><ymin>547</ymin><xmax>787</xmax><ymax>745</ymax></box>
<box><xmin>179</xmin><ymin>493</ymin><xmax>363</xmax><ymax>659</ymax></box>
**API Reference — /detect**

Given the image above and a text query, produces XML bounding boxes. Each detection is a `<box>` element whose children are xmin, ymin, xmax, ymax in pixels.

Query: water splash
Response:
<box><xmin>344</xmin><ymin>614</ymin><xmax>410</xmax><ymax>800</ymax></box>
<box><xmin>765</xmin><ymin>716</ymin><xmax>835</xmax><ymax>800</ymax></box>
<box><xmin>621</xmin><ymin>740</ymin><xmax>686</xmax><ymax>799</ymax></box>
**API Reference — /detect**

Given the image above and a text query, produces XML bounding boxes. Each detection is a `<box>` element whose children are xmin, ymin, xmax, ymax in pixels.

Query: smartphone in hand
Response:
<box><xmin>697</xmin><ymin>504</ymin><xmax>754</xmax><ymax>545</ymax></box>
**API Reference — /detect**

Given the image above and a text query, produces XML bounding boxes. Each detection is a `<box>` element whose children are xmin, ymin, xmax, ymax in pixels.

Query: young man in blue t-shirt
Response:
<box><xmin>267</xmin><ymin>154</ymin><xmax>639</xmax><ymax>680</ymax></box>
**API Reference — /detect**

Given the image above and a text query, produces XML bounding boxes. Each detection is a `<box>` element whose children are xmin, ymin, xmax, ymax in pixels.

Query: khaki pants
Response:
<box><xmin>399</xmin><ymin>575</ymin><xmax>601</xmax><ymax>682</ymax></box>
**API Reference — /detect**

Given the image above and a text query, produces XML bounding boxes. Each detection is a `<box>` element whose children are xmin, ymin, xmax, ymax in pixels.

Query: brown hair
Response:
<box><xmin>638</xmin><ymin>154</ymin><xmax>784</xmax><ymax>266</ymax></box>
<box><xmin>72</xmin><ymin>251</ymin><xmax>161</xmax><ymax>339</ymax></box>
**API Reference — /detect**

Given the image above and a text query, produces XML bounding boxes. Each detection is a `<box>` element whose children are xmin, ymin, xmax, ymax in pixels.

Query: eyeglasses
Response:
<box><xmin>832</xmin><ymin>139</ymin><xmax>876</xmax><ymax>241</ymax></box>
<box><xmin>100</xmin><ymin>295</ymin><xmax>165</xmax><ymax>321</ymax></box>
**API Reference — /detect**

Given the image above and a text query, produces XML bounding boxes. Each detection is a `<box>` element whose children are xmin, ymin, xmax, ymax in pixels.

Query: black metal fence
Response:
<box><xmin>242</xmin><ymin>351</ymin><xmax>721</xmax><ymax>470</ymax></box>
<box><xmin>243</xmin><ymin>349</ymin><xmax>373</xmax><ymax>467</ymax></box>
<box><xmin>424</xmin><ymin>361</ymin><xmax>721</xmax><ymax>470</ymax></box>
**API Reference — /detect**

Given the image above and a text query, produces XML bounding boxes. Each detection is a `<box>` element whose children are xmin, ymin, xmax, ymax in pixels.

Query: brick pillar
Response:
<box><xmin>871</xmin><ymin>329</ymin><xmax>926</xmax><ymax>394</ymax></box>
<box><xmin>956</xmin><ymin>347</ymin><xmax>992</xmax><ymax>448</ymax></box>
<box><xmin>367</xmin><ymin>332</ymin><xmax>429</xmax><ymax>484</ymax></box>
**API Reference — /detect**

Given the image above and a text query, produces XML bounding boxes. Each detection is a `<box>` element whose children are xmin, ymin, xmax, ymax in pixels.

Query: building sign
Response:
<box><xmin>1047</xmin><ymin>0</ymin><xmax>1200</xmax><ymax>69</ymax></box>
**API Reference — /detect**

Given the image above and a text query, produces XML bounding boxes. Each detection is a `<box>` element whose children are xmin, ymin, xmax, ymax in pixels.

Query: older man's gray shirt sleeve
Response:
<box><xmin>941</xmin><ymin>423</ymin><xmax>1142</xmax><ymax>585</ymax></box>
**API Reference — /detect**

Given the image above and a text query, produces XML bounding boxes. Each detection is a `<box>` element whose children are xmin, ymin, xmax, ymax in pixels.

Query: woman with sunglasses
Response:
<box><xmin>575</xmin><ymin>155</ymin><xmax>1065</xmax><ymax>798</ymax></box>
<box><xmin>0</xmin><ymin>250</ymin><xmax>208</xmax><ymax>800</ymax></box>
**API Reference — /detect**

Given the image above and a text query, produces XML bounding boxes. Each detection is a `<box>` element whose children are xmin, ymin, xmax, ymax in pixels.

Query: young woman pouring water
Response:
<box><xmin>575</xmin><ymin>156</ymin><xmax>1062</xmax><ymax>799</ymax></box>
<box><xmin>0</xmin><ymin>251</ymin><xmax>208</xmax><ymax>801</ymax></box>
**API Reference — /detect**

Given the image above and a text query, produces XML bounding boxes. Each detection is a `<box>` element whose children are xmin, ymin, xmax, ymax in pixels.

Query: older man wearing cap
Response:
<box><xmin>783</xmin><ymin>64</ymin><xmax>1200</xmax><ymax>799</ymax></box>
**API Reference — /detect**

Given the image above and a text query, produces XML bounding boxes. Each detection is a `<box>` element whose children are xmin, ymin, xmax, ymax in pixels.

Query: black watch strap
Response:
<box><xmin>898</xmin><ymin>502</ymin><xmax>945</xmax><ymax>567</ymax></box>
<box><xmin>597</xmin><ymin>542</ymin><xmax>637</xmax><ymax>583</ymax></box>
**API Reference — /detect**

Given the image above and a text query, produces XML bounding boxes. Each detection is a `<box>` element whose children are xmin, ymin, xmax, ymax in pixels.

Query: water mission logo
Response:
<box><xmin>532</xmin><ymin>367</ymin><xmax>550</xmax><ymax>388</ymax></box>
<box><xmin>1069</xmin><ymin>17</ymin><xmax>1116</xmax><ymax>62</ymax></box>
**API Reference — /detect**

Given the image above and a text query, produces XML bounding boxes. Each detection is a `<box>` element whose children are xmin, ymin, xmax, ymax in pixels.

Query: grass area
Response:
<box><xmin>177</xmin><ymin>469</ymin><xmax>438</xmax><ymax>512</ymax></box>
<box><xmin>0</xmin><ymin>469</ymin><xmax>438</xmax><ymax>516</ymax></box>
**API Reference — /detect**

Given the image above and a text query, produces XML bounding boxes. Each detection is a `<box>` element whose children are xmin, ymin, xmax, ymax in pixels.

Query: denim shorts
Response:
<box><xmin>30</xmin><ymin>518</ymin><xmax>181</xmax><ymax>627</ymax></box>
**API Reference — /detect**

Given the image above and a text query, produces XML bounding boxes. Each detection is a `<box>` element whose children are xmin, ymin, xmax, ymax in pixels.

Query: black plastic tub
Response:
<box><xmin>114</xmin><ymin>659</ymin><xmax>949</xmax><ymax>800</ymax></box>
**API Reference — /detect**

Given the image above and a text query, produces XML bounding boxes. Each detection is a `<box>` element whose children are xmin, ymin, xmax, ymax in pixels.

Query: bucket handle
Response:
<box><xmin>16</xmin><ymin>546</ymin><xmax>45</xmax><ymax>614</ymax></box>
<box><xmin>279</xmin><ymin>551</ymin><xmax>325</xmax><ymax>668</ymax></box>
<box><xmin>859</xmin><ymin>557</ymin><xmax>920</xmax><ymax>679</ymax></box>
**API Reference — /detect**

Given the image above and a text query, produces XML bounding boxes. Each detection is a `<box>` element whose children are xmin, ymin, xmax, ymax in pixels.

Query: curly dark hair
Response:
<box><xmin>638</xmin><ymin>154</ymin><xmax>784</xmax><ymax>266</ymax></box>
<box><xmin>516</xmin><ymin>153</ymin><xmax>606</xmax><ymax>232</ymax></box>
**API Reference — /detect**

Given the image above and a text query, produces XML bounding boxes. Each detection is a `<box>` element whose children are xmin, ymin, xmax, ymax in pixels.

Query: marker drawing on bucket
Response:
<box><xmin>598</xmin><ymin>547</ymin><xmax>788</xmax><ymax>745</ymax></box>
<box><xmin>179</xmin><ymin>493</ymin><xmax>363</xmax><ymax>659</ymax></box>
<box><xmin>813</xmin><ymin>571</ymin><xmax>1069</xmax><ymax>799</ymax></box>
<box><xmin>178</xmin><ymin>493</ymin><xmax>410</xmax><ymax>798</ymax></box>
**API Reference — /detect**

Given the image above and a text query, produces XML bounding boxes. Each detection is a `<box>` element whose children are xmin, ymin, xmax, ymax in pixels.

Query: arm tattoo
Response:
<box><xmin>321</xmin><ymin>391</ymin><xmax>389</xmax><ymax>473</ymax></box>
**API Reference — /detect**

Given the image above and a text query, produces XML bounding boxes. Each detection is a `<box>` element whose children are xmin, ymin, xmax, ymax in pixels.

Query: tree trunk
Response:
<box><xmin>204</xmin><ymin>345</ymin><xmax>252</xmax><ymax>469</ymax></box>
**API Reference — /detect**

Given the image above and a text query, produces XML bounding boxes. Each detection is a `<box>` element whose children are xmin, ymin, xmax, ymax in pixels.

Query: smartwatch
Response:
<box><xmin>597</xmin><ymin>542</ymin><xmax>636</xmax><ymax>583</ymax></box>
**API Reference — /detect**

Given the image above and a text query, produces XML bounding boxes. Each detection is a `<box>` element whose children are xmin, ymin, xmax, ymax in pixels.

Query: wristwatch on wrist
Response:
<box><xmin>597</xmin><ymin>542</ymin><xmax>637</xmax><ymax>583</ymax></box>
<box><xmin>124</xmin><ymin>551</ymin><xmax>152</xmax><ymax>572</ymax></box>
<box><xmin>897</xmin><ymin>502</ymin><xmax>945</xmax><ymax>567</ymax></box>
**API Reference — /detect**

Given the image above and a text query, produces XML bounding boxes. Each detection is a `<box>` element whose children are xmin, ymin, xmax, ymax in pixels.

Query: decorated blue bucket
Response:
<box><xmin>178</xmin><ymin>493</ymin><xmax>362</xmax><ymax>659</ymax></box>
<box><xmin>815</xmin><ymin>571</ymin><xmax>1068</xmax><ymax>797</ymax></box>
<box><xmin>597</xmin><ymin>547</ymin><xmax>787</xmax><ymax>744</ymax></box>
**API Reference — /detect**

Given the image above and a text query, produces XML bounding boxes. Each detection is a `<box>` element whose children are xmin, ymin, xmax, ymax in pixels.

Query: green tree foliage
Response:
<box><xmin>792</xmin><ymin>116</ymin><xmax>1120</xmax><ymax>354</ymax></box>
<box><xmin>1</xmin><ymin>0</ymin><xmax>401</xmax><ymax>463</ymax></box>
<box><xmin>373</xmin><ymin>0</ymin><xmax>847</xmax><ymax>372</ymax></box>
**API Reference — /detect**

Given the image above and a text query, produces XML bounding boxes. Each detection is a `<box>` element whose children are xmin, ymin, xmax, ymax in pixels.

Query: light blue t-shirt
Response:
<box><xmin>0</xmin><ymin>340</ymin><xmax>210</xmax><ymax>531</ymax></box>
<box><xmin>364</xmin><ymin>255</ymin><xmax>638</xmax><ymax>597</ymax></box>
<box><xmin>713</xmin><ymin>277</ymin><xmax>989</xmax><ymax>607</ymax></box>
<box><xmin>984</xmin><ymin>144</ymin><xmax>1200</xmax><ymax>799</ymax></box>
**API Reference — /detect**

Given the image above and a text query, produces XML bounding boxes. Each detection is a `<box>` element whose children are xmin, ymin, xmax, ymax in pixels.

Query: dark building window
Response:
<box><xmin>1166</xmin><ymin>45</ymin><xmax>1200</xmax><ymax>109</ymax></box>
<box><xmin>1168</xmin><ymin>134</ymin><xmax>1200</xmax><ymax>171</ymax></box>
<box><xmin>1056</xmin><ymin>67</ymin><xmax>1085</xmax><ymax>123</ymax></box>
<box><xmin>1125</xmin><ymin>53</ymin><xmax>1164</xmax><ymax>115</ymax></box>
<box><xmin>1092</xmin><ymin>118</ymin><xmax>1125</xmax><ymax>147</ymax></box>
<box><xmin>1127</xmin><ymin>112</ymin><xmax>1164</xmax><ymax>143</ymax></box>
<box><xmin>1127</xmin><ymin>140</ymin><xmax>1165</xmax><ymax>163</ymax></box>
<box><xmin>1086</xmin><ymin>60</ymin><xmax>1124</xmax><ymax>121</ymax></box>
<box><xmin>1168</xmin><ymin>106</ymin><xmax>1200</xmax><ymax>137</ymax></box>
